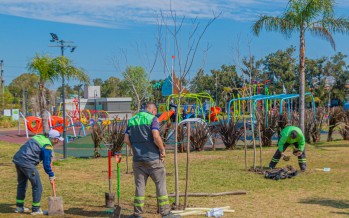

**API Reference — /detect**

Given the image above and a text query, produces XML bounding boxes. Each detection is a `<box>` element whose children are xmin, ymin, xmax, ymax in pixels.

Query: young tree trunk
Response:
<box><xmin>299</xmin><ymin>30</ymin><xmax>306</xmax><ymax>132</ymax></box>
<box><xmin>257</xmin><ymin>118</ymin><xmax>263</xmax><ymax>170</ymax></box>
<box><xmin>184</xmin><ymin>124</ymin><xmax>191</xmax><ymax>208</ymax></box>
<box><xmin>174</xmin><ymin>93</ymin><xmax>181</xmax><ymax>207</ymax></box>
<box><xmin>243</xmin><ymin>116</ymin><xmax>248</xmax><ymax>171</ymax></box>
<box><xmin>250</xmin><ymin>104</ymin><xmax>256</xmax><ymax>170</ymax></box>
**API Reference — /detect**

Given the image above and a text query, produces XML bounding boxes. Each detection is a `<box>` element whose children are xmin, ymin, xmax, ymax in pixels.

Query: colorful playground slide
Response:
<box><xmin>158</xmin><ymin>110</ymin><xmax>175</xmax><ymax>122</ymax></box>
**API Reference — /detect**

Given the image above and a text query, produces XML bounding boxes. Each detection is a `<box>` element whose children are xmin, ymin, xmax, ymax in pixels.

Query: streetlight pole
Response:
<box><xmin>1</xmin><ymin>60</ymin><xmax>4</xmax><ymax>109</ymax></box>
<box><xmin>215</xmin><ymin>72</ymin><xmax>218</xmax><ymax>105</ymax></box>
<box><xmin>49</xmin><ymin>33</ymin><xmax>76</xmax><ymax>159</ymax></box>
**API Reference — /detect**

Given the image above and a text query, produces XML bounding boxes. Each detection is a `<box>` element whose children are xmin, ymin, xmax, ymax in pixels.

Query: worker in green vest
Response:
<box><xmin>124</xmin><ymin>103</ymin><xmax>172</xmax><ymax>218</ymax></box>
<box><xmin>269</xmin><ymin>126</ymin><xmax>307</xmax><ymax>172</ymax></box>
<box><xmin>13</xmin><ymin>129</ymin><xmax>63</xmax><ymax>215</ymax></box>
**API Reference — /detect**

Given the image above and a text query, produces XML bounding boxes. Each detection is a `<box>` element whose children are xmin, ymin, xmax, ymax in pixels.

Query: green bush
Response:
<box><xmin>0</xmin><ymin>116</ymin><xmax>17</xmax><ymax>128</ymax></box>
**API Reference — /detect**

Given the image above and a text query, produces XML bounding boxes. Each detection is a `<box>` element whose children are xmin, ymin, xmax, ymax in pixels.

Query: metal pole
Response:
<box><xmin>61</xmin><ymin>41</ymin><xmax>67</xmax><ymax>159</ymax></box>
<box><xmin>1</xmin><ymin>60</ymin><xmax>4</xmax><ymax>108</ymax></box>
<box><xmin>215</xmin><ymin>72</ymin><xmax>218</xmax><ymax>105</ymax></box>
<box><xmin>78</xmin><ymin>87</ymin><xmax>81</xmax><ymax>120</ymax></box>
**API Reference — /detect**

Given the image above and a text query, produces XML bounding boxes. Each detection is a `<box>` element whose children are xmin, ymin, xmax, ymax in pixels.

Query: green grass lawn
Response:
<box><xmin>0</xmin><ymin>140</ymin><xmax>348</xmax><ymax>217</ymax></box>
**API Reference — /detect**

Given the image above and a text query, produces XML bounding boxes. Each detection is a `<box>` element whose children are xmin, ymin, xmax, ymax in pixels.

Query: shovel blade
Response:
<box><xmin>48</xmin><ymin>196</ymin><xmax>64</xmax><ymax>215</ymax></box>
<box><xmin>113</xmin><ymin>205</ymin><xmax>122</xmax><ymax>218</ymax></box>
<box><xmin>105</xmin><ymin>192</ymin><xmax>115</xmax><ymax>208</ymax></box>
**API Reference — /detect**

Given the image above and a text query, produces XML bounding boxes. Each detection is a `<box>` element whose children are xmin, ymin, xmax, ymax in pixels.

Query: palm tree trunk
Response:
<box><xmin>39</xmin><ymin>82</ymin><xmax>49</xmax><ymax>135</ymax></box>
<box><xmin>22</xmin><ymin>88</ymin><xmax>26</xmax><ymax>115</ymax></box>
<box><xmin>299</xmin><ymin>30</ymin><xmax>306</xmax><ymax>132</ymax></box>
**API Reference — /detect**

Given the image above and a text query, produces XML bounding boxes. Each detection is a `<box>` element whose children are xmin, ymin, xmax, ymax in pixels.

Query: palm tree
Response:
<box><xmin>221</xmin><ymin>87</ymin><xmax>233</xmax><ymax>111</ymax></box>
<box><xmin>28</xmin><ymin>54</ymin><xmax>89</xmax><ymax>135</ymax></box>
<box><xmin>252</xmin><ymin>0</ymin><xmax>349</xmax><ymax>132</ymax></box>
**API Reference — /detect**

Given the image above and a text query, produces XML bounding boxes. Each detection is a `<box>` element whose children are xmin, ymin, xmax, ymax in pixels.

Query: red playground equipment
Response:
<box><xmin>26</xmin><ymin>116</ymin><xmax>44</xmax><ymax>134</ymax></box>
<box><xmin>210</xmin><ymin>106</ymin><xmax>221</xmax><ymax>122</ymax></box>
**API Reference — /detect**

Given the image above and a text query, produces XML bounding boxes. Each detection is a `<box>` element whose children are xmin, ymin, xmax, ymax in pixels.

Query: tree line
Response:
<box><xmin>3</xmin><ymin>46</ymin><xmax>348</xmax><ymax>115</ymax></box>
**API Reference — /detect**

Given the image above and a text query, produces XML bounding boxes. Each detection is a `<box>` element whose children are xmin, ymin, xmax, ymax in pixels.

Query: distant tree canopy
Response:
<box><xmin>5</xmin><ymin>48</ymin><xmax>349</xmax><ymax>114</ymax></box>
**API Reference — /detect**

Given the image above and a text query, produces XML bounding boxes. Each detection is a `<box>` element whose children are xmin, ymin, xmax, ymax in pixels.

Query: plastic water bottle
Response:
<box><xmin>323</xmin><ymin>168</ymin><xmax>331</xmax><ymax>172</ymax></box>
<box><xmin>206</xmin><ymin>208</ymin><xmax>224</xmax><ymax>217</ymax></box>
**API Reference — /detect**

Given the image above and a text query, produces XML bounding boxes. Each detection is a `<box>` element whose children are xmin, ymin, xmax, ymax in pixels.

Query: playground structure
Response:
<box><xmin>158</xmin><ymin>92</ymin><xmax>221</xmax><ymax>123</ymax></box>
<box><xmin>18</xmin><ymin>111</ymin><xmax>87</xmax><ymax>142</ymax></box>
<box><xmin>18</xmin><ymin>107</ymin><xmax>114</xmax><ymax>142</ymax></box>
<box><xmin>17</xmin><ymin>93</ymin><xmax>131</xmax><ymax>144</ymax></box>
<box><xmin>227</xmin><ymin>92</ymin><xmax>316</xmax><ymax>125</ymax></box>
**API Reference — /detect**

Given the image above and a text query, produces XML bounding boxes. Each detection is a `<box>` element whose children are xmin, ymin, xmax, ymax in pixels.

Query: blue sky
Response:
<box><xmin>1</xmin><ymin>0</ymin><xmax>349</xmax><ymax>89</ymax></box>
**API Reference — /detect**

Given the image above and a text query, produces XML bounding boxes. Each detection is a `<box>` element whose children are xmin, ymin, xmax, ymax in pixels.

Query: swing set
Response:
<box><xmin>227</xmin><ymin>92</ymin><xmax>316</xmax><ymax>126</ymax></box>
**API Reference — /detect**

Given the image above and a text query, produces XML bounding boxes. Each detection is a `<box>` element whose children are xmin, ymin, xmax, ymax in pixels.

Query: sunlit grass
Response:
<box><xmin>0</xmin><ymin>140</ymin><xmax>348</xmax><ymax>217</ymax></box>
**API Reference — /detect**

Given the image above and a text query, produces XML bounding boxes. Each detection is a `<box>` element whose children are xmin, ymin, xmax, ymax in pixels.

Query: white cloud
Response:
<box><xmin>0</xmin><ymin>0</ymin><xmax>347</xmax><ymax>28</ymax></box>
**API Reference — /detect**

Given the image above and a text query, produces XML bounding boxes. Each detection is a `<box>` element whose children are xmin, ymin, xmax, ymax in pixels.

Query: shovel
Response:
<box><xmin>105</xmin><ymin>149</ymin><xmax>115</xmax><ymax>207</ymax></box>
<box><xmin>48</xmin><ymin>180</ymin><xmax>64</xmax><ymax>215</ymax></box>
<box><xmin>113</xmin><ymin>153</ymin><xmax>122</xmax><ymax>218</ymax></box>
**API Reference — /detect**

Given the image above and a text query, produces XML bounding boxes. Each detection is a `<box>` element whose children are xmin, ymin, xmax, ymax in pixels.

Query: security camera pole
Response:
<box><xmin>49</xmin><ymin>33</ymin><xmax>76</xmax><ymax>159</ymax></box>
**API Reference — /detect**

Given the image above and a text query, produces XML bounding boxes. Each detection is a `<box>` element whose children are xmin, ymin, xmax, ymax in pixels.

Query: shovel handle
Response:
<box><xmin>51</xmin><ymin>180</ymin><xmax>57</xmax><ymax>197</ymax></box>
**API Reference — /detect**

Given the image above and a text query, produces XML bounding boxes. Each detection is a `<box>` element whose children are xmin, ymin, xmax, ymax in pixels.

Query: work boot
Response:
<box><xmin>15</xmin><ymin>207</ymin><xmax>29</xmax><ymax>213</ymax></box>
<box><xmin>299</xmin><ymin>164</ymin><xmax>306</xmax><ymax>172</ymax></box>
<box><xmin>30</xmin><ymin>209</ymin><xmax>48</xmax><ymax>215</ymax></box>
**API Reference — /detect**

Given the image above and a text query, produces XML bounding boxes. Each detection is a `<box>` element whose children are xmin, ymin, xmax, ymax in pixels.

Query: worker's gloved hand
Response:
<box><xmin>49</xmin><ymin>176</ymin><xmax>55</xmax><ymax>183</ymax></box>
<box><xmin>293</xmin><ymin>149</ymin><xmax>302</xmax><ymax>157</ymax></box>
<box><xmin>282</xmin><ymin>156</ymin><xmax>290</xmax><ymax>161</ymax></box>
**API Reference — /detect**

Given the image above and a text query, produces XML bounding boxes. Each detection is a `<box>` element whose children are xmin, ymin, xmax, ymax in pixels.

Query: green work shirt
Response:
<box><xmin>278</xmin><ymin>126</ymin><xmax>305</xmax><ymax>152</ymax></box>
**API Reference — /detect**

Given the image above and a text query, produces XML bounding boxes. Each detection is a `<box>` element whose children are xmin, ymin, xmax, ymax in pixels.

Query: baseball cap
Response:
<box><xmin>48</xmin><ymin>129</ymin><xmax>64</xmax><ymax>141</ymax></box>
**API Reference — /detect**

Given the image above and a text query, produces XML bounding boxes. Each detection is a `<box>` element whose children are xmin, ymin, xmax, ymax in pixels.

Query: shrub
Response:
<box><xmin>327</xmin><ymin>107</ymin><xmax>346</xmax><ymax>142</ymax></box>
<box><xmin>0</xmin><ymin>116</ymin><xmax>17</xmax><ymax>128</ymax></box>
<box><xmin>310</xmin><ymin>108</ymin><xmax>326</xmax><ymax>143</ymax></box>
<box><xmin>338</xmin><ymin>110</ymin><xmax>349</xmax><ymax>140</ymax></box>
<box><xmin>256</xmin><ymin>109</ymin><xmax>278</xmax><ymax>147</ymax></box>
<box><xmin>160</xmin><ymin>120</ymin><xmax>172</xmax><ymax>143</ymax></box>
<box><xmin>216</xmin><ymin>117</ymin><xmax>243</xmax><ymax>150</ymax></box>
<box><xmin>189</xmin><ymin>123</ymin><xmax>209</xmax><ymax>151</ymax></box>
<box><xmin>103</xmin><ymin>118</ymin><xmax>127</xmax><ymax>154</ymax></box>
<box><xmin>91</xmin><ymin>123</ymin><xmax>106</xmax><ymax>158</ymax></box>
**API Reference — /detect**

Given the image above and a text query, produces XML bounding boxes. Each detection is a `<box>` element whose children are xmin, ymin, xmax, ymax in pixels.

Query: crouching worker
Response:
<box><xmin>269</xmin><ymin>126</ymin><xmax>307</xmax><ymax>172</ymax></box>
<box><xmin>13</xmin><ymin>129</ymin><xmax>63</xmax><ymax>215</ymax></box>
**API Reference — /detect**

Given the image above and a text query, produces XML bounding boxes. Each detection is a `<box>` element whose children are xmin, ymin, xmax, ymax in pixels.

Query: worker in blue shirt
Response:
<box><xmin>13</xmin><ymin>129</ymin><xmax>63</xmax><ymax>215</ymax></box>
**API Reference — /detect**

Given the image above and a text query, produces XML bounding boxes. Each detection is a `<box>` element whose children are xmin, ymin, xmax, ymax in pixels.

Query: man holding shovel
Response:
<box><xmin>124</xmin><ymin>103</ymin><xmax>171</xmax><ymax>218</ymax></box>
<box><xmin>13</xmin><ymin>129</ymin><xmax>63</xmax><ymax>215</ymax></box>
<box><xmin>269</xmin><ymin>126</ymin><xmax>307</xmax><ymax>172</ymax></box>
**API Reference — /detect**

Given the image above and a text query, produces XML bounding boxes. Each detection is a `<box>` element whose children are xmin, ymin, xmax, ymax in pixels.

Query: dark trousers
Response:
<box><xmin>269</xmin><ymin>143</ymin><xmax>307</xmax><ymax>171</ymax></box>
<box><xmin>132</xmin><ymin>160</ymin><xmax>170</xmax><ymax>216</ymax></box>
<box><xmin>15</xmin><ymin>165</ymin><xmax>42</xmax><ymax>212</ymax></box>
